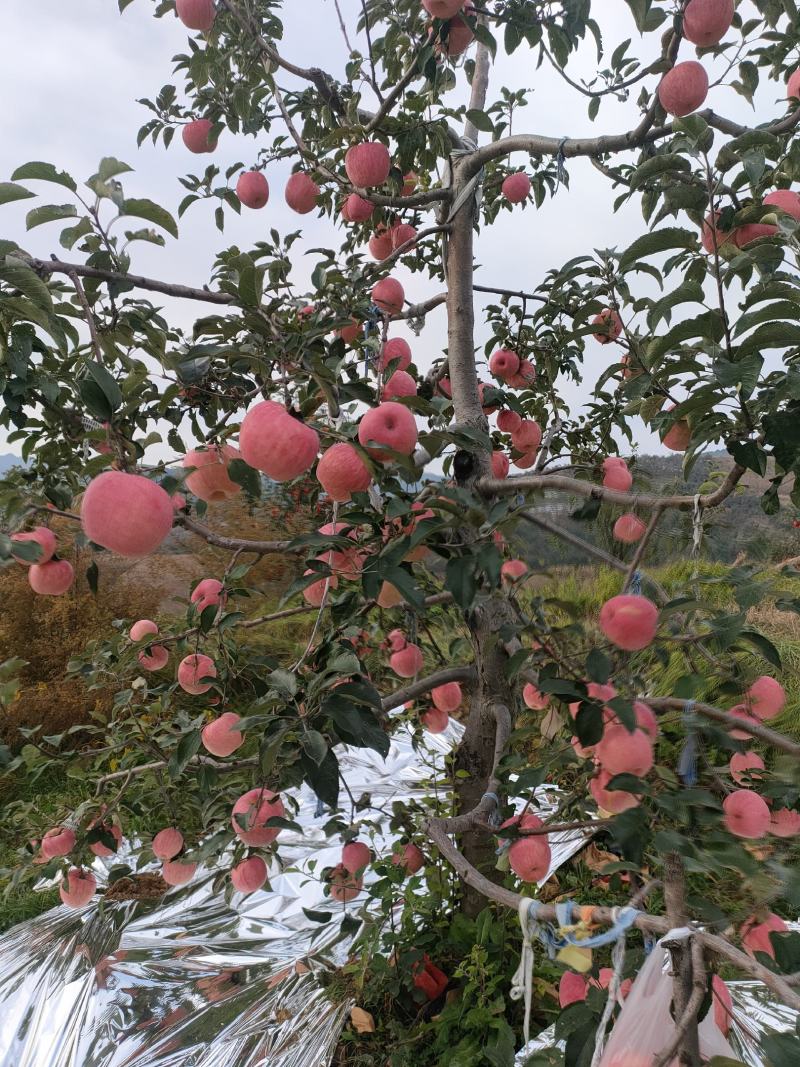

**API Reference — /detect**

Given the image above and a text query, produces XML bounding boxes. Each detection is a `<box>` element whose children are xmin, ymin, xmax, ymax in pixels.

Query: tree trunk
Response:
<box><xmin>664</xmin><ymin>852</ymin><xmax>702</xmax><ymax>1067</ymax></box>
<box><xmin>446</xmin><ymin>156</ymin><xmax>517</xmax><ymax>916</ymax></box>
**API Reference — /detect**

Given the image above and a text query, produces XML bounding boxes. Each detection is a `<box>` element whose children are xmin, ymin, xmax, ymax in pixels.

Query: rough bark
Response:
<box><xmin>664</xmin><ymin>852</ymin><xmax>702</xmax><ymax>1067</ymax></box>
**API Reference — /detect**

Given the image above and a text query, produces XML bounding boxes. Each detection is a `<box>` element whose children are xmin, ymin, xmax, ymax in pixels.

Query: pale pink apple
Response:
<box><xmin>162</xmin><ymin>859</ymin><xmax>197</xmax><ymax>886</ymax></box>
<box><xmin>177</xmin><ymin>653</ymin><xmax>217</xmax><ymax>695</ymax></box>
<box><xmin>592</xmin><ymin>308</ymin><xmax>623</xmax><ymax>343</ymax></box>
<box><xmin>231</xmin><ymin>788</ymin><xmax>285</xmax><ymax>846</ymax></box>
<box><xmin>496</xmin><ymin>409</ymin><xmax>522</xmax><ymax>433</ymax></box>
<box><xmin>231</xmin><ymin>855</ymin><xmax>268</xmax><ymax>894</ymax></box>
<box><xmin>191</xmin><ymin>578</ymin><xmax>226</xmax><ymax>614</ymax></box>
<box><xmin>442</xmin><ymin>8</ymin><xmax>475</xmax><ymax>55</ymax></box>
<box><xmin>658</xmin><ymin>61</ymin><xmax>709</xmax><ymax>117</ymax></box>
<box><xmin>391</xmin><ymin>222</ymin><xmax>417</xmax><ymax>250</ymax></box>
<box><xmin>152</xmin><ymin>827</ymin><xmax>184</xmax><ymax>860</ymax></box>
<box><xmin>182</xmin><ymin>118</ymin><xmax>217</xmax><ymax>154</ymax></box>
<box><xmin>505</xmin><ymin>357</ymin><xmax>537</xmax><ymax>389</ymax></box>
<box><xmin>182</xmin><ymin>444</ymin><xmax>241</xmax><ymax>503</ymax></box>
<box><xmin>337</xmin><ymin>318</ymin><xmax>362</xmax><ymax>345</ymax></box>
<box><xmin>345</xmin><ymin>142</ymin><xmax>391</xmax><ymax>188</ymax></box>
<box><xmin>502</xmin><ymin>172</ymin><xmax>531</xmax><ymax>204</ymax></box>
<box><xmin>130</xmin><ymin>619</ymin><xmax>158</xmax><ymax>642</ymax></box>
<box><xmin>559</xmin><ymin>972</ymin><xmax>588</xmax><ymax>1008</ymax></box>
<box><xmin>379</xmin><ymin>337</ymin><xmax>412</xmax><ymax>371</ymax></box>
<box><xmin>613</xmin><ymin>514</ymin><xmax>647</xmax><ymax>543</ymax></box>
<box><xmin>489</xmin><ymin>348</ymin><xmax>520</xmax><ymax>380</ymax></box>
<box><xmin>401</xmin><ymin>171</ymin><xmax>418</xmax><ymax>195</ymax></box>
<box><xmin>432</xmin><ymin>682</ymin><xmax>463</xmax><ymax>713</ymax></box>
<box><xmin>329</xmin><ymin>863</ymin><xmax>362</xmax><ymax>902</ymax></box>
<box><xmin>734</xmin><ymin>222</ymin><xmax>778</xmax><ymax>247</ymax></box>
<box><xmin>770</xmin><ymin>808</ymin><xmax>800</xmax><ymax>838</ymax></box>
<box><xmin>747</xmin><ymin>675</ymin><xmax>786</xmax><ymax>720</ymax></box>
<box><xmin>81</xmin><ymin>471</ymin><xmax>173</xmax><ymax>557</ymax></box>
<box><xmin>316</xmin><ymin>443</ymin><xmax>372</xmax><ymax>501</ymax></box>
<box><xmin>358</xmin><ymin>402</ymin><xmax>418</xmax><ymax>460</ymax></box>
<box><xmin>491</xmin><ymin>451</ymin><xmax>510</xmax><ymax>479</ymax></box>
<box><xmin>369</xmin><ymin>227</ymin><xmax>393</xmax><ymax>261</ymax></box>
<box><xmin>682</xmin><ymin>0</ymin><xmax>734</xmax><ymax>47</ymax></box>
<box><xmin>512</xmin><ymin>419</ymin><xmax>542</xmax><ymax>452</ymax></box>
<box><xmin>11</xmin><ymin>526</ymin><xmax>56</xmax><ymax>565</ymax></box>
<box><xmin>422</xmin><ymin>706</ymin><xmax>449</xmax><ymax>733</ymax></box>
<box><xmin>596</xmin><ymin>725</ymin><xmax>654</xmax><ymax>778</ymax></box>
<box><xmin>41</xmin><ymin>826</ymin><xmax>76</xmax><ymax>859</ymax></box>
<box><xmin>59</xmin><ymin>868</ymin><xmax>97</xmax><ymax>908</ymax></box>
<box><xmin>740</xmin><ymin>912</ymin><xmax>788</xmax><ymax>958</ymax></box>
<box><xmin>501</xmin><ymin>559</ymin><xmax>528</xmax><ymax>582</ymax></box>
<box><xmin>634</xmin><ymin>701</ymin><xmax>659</xmax><ymax>740</ymax></box>
<box><xmin>523</xmin><ymin>684</ymin><xmax>549</xmax><ymax>711</ymax></box>
<box><xmin>712</xmin><ymin>974</ymin><xmax>733</xmax><ymax>1036</ymax></box>
<box><xmin>392</xmin><ymin>841</ymin><xmax>425</xmax><ymax>874</ymax></box>
<box><xmin>240</xmin><ymin>401</ymin><xmax>319</xmax><ymax>481</ymax></box>
<box><xmin>663</xmin><ymin>407</ymin><xmax>692</xmax><ymax>452</ymax></box>
<box><xmin>763</xmin><ymin>188</ymin><xmax>800</xmax><ymax>219</ymax></box>
<box><xmin>701</xmin><ymin>210</ymin><xmax>734</xmax><ymax>253</ymax></box>
<box><xmin>236</xmin><ymin>170</ymin><xmax>269</xmax><ymax>209</ymax></box>
<box><xmin>341</xmin><ymin>841</ymin><xmax>371</xmax><ymax>875</ymax></box>
<box><xmin>503</xmin><ymin>814</ymin><xmax>551</xmax><ymax>882</ymax></box>
<box><xmin>569</xmin><ymin>681</ymin><xmax>618</xmax><ymax>719</ymax></box>
<box><xmin>176</xmin><ymin>0</ymin><xmax>216</xmax><ymax>31</ymax></box>
<box><xmin>390</xmin><ymin>642</ymin><xmax>424</xmax><ymax>677</ymax></box>
<box><xmin>788</xmin><ymin>68</ymin><xmax>800</xmax><ymax>99</ymax></box>
<box><xmin>422</xmin><ymin>0</ymin><xmax>464</xmax><ymax>15</ymax></box>
<box><xmin>372</xmin><ymin>277</ymin><xmax>405</xmax><ymax>314</ymax></box>
<box><xmin>599</xmin><ymin>594</ymin><xmax>659</xmax><ymax>651</ymax></box>
<box><xmin>139</xmin><ymin>645</ymin><xmax>169</xmax><ymax>671</ymax></box>
<box><xmin>201</xmin><ymin>712</ymin><xmax>244</xmax><ymax>757</ymax></box>
<box><xmin>729</xmin><ymin>751</ymin><xmax>765</xmax><ymax>785</ymax></box>
<box><xmin>341</xmin><ymin>192</ymin><xmax>374</xmax><ymax>222</ymax></box>
<box><xmin>386</xmin><ymin>628</ymin><xmax>408</xmax><ymax>652</ymax></box>
<box><xmin>723</xmin><ymin>789</ymin><xmax>771</xmax><ymax>838</ymax></box>
<box><xmin>303</xmin><ymin>571</ymin><xmax>337</xmax><ymax>606</ymax></box>
<box><xmin>513</xmin><ymin>451</ymin><xmax>538</xmax><ymax>469</ymax></box>
<box><xmin>590</xmin><ymin>770</ymin><xmax>641</xmax><ymax>814</ymax></box>
<box><xmin>29</xmin><ymin>559</ymin><xmax>74</xmax><ymax>595</ymax></box>
<box><xmin>377</xmin><ymin>581</ymin><xmax>405</xmax><ymax>608</ymax></box>
<box><xmin>89</xmin><ymin>821</ymin><xmax>122</xmax><ymax>858</ymax></box>
<box><xmin>382</xmin><ymin>370</ymin><xmax>417</xmax><ymax>400</ymax></box>
<box><xmin>602</xmin><ymin>458</ymin><xmax>632</xmax><ymax>492</ymax></box>
<box><xmin>285</xmin><ymin>171</ymin><xmax>320</xmax><ymax>214</ymax></box>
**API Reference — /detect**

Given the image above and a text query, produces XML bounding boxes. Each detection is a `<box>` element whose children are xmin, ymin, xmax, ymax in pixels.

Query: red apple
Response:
<box><xmin>236</xmin><ymin>170</ymin><xmax>269</xmax><ymax>209</ymax></box>
<box><xmin>81</xmin><ymin>471</ymin><xmax>173</xmax><ymax>557</ymax></box>
<box><xmin>240</xmin><ymin>401</ymin><xmax>319</xmax><ymax>481</ymax></box>
<box><xmin>285</xmin><ymin>172</ymin><xmax>320</xmax><ymax>214</ymax></box>
<box><xmin>231</xmin><ymin>788</ymin><xmax>285</xmax><ymax>846</ymax></box>
<box><xmin>201</xmin><ymin>712</ymin><xmax>244</xmax><ymax>757</ymax></box>
<box><xmin>11</xmin><ymin>526</ymin><xmax>56</xmax><ymax>565</ymax></box>
<box><xmin>658</xmin><ymin>61</ymin><xmax>709</xmax><ymax>117</ymax></box>
<box><xmin>182</xmin><ymin>118</ymin><xmax>217</xmax><ymax>154</ymax></box>
<box><xmin>177</xmin><ymin>653</ymin><xmax>217</xmax><ymax>695</ymax></box>
<box><xmin>358</xmin><ymin>402</ymin><xmax>418</xmax><ymax>460</ymax></box>
<box><xmin>231</xmin><ymin>855</ymin><xmax>268</xmax><ymax>894</ymax></box>
<box><xmin>345</xmin><ymin>142</ymin><xmax>391</xmax><ymax>188</ymax></box>
<box><xmin>29</xmin><ymin>559</ymin><xmax>74</xmax><ymax>595</ymax></box>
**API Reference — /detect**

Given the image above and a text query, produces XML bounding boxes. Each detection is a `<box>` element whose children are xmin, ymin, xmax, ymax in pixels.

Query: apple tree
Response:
<box><xmin>2</xmin><ymin>0</ymin><xmax>800</xmax><ymax>1063</ymax></box>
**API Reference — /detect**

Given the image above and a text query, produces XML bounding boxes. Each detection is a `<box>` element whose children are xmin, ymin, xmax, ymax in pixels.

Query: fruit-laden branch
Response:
<box><xmin>97</xmin><ymin>754</ymin><xmax>258</xmax><ymax>786</ymax></box>
<box><xmin>465</xmin><ymin>106</ymin><xmax>800</xmax><ymax>177</ymax></box>
<box><xmin>480</xmin><ymin>463</ymin><xmax>746</xmax><ymax>512</ymax></box>
<box><xmin>647</xmin><ymin>697</ymin><xmax>800</xmax><ymax>756</ymax></box>
<box><xmin>423</xmin><ymin>819</ymin><xmax>800</xmax><ymax>1011</ymax></box>
<box><xmin>381</xmin><ymin>665</ymin><xmax>476</xmax><ymax>713</ymax></box>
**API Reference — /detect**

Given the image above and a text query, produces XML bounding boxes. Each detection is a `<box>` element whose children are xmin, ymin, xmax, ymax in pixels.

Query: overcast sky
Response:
<box><xmin>0</xmin><ymin>1</ymin><xmax>783</xmax><ymax>461</ymax></box>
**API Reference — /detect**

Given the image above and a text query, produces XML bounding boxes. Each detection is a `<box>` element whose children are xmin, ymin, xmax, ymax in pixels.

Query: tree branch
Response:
<box><xmin>31</xmin><ymin>257</ymin><xmax>235</xmax><ymax>305</ymax></box>
<box><xmin>177</xmin><ymin>514</ymin><xmax>298</xmax><ymax>555</ymax></box>
<box><xmin>479</xmin><ymin>463</ymin><xmax>746</xmax><ymax>512</ymax></box>
<box><xmin>646</xmin><ymin>696</ymin><xmax>800</xmax><ymax>756</ymax></box>
<box><xmin>381</xmin><ymin>665</ymin><xmax>476</xmax><ymax>712</ymax></box>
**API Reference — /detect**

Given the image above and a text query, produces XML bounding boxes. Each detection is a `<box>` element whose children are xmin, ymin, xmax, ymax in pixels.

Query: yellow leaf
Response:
<box><xmin>350</xmin><ymin>1006</ymin><xmax>375</xmax><ymax>1033</ymax></box>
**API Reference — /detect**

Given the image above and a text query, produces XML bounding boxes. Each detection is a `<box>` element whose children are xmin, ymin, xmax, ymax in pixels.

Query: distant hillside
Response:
<box><xmin>518</xmin><ymin>451</ymin><xmax>799</xmax><ymax>568</ymax></box>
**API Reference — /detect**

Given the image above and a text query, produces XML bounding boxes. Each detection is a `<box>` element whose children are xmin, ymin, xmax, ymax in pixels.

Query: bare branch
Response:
<box><xmin>647</xmin><ymin>696</ymin><xmax>800</xmax><ymax>756</ymax></box>
<box><xmin>622</xmin><ymin>505</ymin><xmax>664</xmax><ymax>593</ymax></box>
<box><xmin>381</xmin><ymin>665</ymin><xmax>476</xmax><ymax>712</ymax></box>
<box><xmin>31</xmin><ymin>257</ymin><xmax>235</xmax><ymax>305</ymax></box>
<box><xmin>177</xmin><ymin>514</ymin><xmax>298</xmax><ymax>555</ymax></box>
<box><xmin>68</xmin><ymin>270</ymin><xmax>105</xmax><ymax>362</ymax></box>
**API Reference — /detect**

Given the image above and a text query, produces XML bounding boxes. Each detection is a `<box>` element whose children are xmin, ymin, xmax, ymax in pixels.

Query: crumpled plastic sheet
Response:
<box><xmin>0</xmin><ymin>719</ymin><xmax>592</xmax><ymax>1067</ymax></box>
<box><xmin>515</xmin><ymin>947</ymin><xmax>800</xmax><ymax>1066</ymax></box>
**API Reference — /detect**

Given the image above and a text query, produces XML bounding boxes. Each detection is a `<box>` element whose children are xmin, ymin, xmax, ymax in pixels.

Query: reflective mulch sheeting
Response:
<box><xmin>0</xmin><ymin>720</ymin><xmax>592</xmax><ymax>1067</ymax></box>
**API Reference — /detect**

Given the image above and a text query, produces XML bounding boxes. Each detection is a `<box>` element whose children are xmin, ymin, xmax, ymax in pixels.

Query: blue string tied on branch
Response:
<box><xmin>481</xmin><ymin>790</ymin><xmax>503</xmax><ymax>829</ymax></box>
<box><xmin>677</xmin><ymin>700</ymin><xmax>698</xmax><ymax>786</ymax></box>
<box><xmin>630</xmin><ymin>569</ymin><xmax>643</xmax><ymax>596</ymax></box>
<box><xmin>556</xmin><ymin>136</ymin><xmax>570</xmax><ymax>186</ymax></box>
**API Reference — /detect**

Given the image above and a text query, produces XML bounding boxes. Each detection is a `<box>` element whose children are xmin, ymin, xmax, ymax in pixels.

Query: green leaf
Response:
<box><xmin>26</xmin><ymin>204</ymin><xmax>78</xmax><ymax>230</ymax></box>
<box><xmin>762</xmin><ymin>1032</ymin><xmax>800</xmax><ymax>1067</ymax></box>
<box><xmin>85</xmin><ymin>560</ymin><xmax>99</xmax><ymax>595</ymax></box>
<box><xmin>121</xmin><ymin>197</ymin><xmax>178</xmax><ymax>238</ymax></box>
<box><xmin>575</xmin><ymin>703</ymin><xmax>604</xmax><ymax>746</ymax></box>
<box><xmin>618</xmin><ymin>227</ymin><xmax>696</xmax><ymax>271</ymax></box>
<box><xmin>302</xmin><ymin>907</ymin><xmax>333</xmax><ymax>924</ymax></box>
<box><xmin>227</xmin><ymin>458</ymin><xmax>262</xmax><ymax>499</ymax></box>
<box><xmin>96</xmin><ymin>157</ymin><xmax>134</xmax><ymax>182</ymax></box>
<box><xmin>168</xmin><ymin>729</ymin><xmax>201</xmax><ymax>779</ymax></box>
<box><xmin>737</xmin><ymin>630</ymin><xmax>782</xmax><ymax>669</ymax></box>
<box><xmin>86</xmin><ymin>362</ymin><xmax>123</xmax><ymax>413</ymax></box>
<box><xmin>728</xmin><ymin>440</ymin><xmax>767</xmax><ymax>476</ymax></box>
<box><xmin>0</xmin><ymin>182</ymin><xmax>35</xmax><ymax>207</ymax></box>
<box><xmin>301</xmin><ymin>748</ymin><xmax>340</xmax><ymax>808</ymax></box>
<box><xmin>712</xmin><ymin>352</ymin><xmax>763</xmax><ymax>398</ymax></box>
<box><xmin>12</xmin><ymin>161</ymin><xmax>77</xmax><ymax>192</ymax></box>
<box><xmin>445</xmin><ymin>556</ymin><xmax>477</xmax><ymax>609</ymax></box>
<box><xmin>466</xmin><ymin>109</ymin><xmax>494</xmax><ymax>133</ymax></box>
<box><xmin>0</xmin><ymin>259</ymin><xmax>53</xmax><ymax>312</ymax></box>
<box><xmin>585</xmin><ymin>649</ymin><xmax>611</xmax><ymax>685</ymax></box>
<box><xmin>60</xmin><ymin>217</ymin><xmax>93</xmax><ymax>250</ymax></box>
<box><xmin>302</xmin><ymin>729</ymin><xmax>328</xmax><ymax>766</ymax></box>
